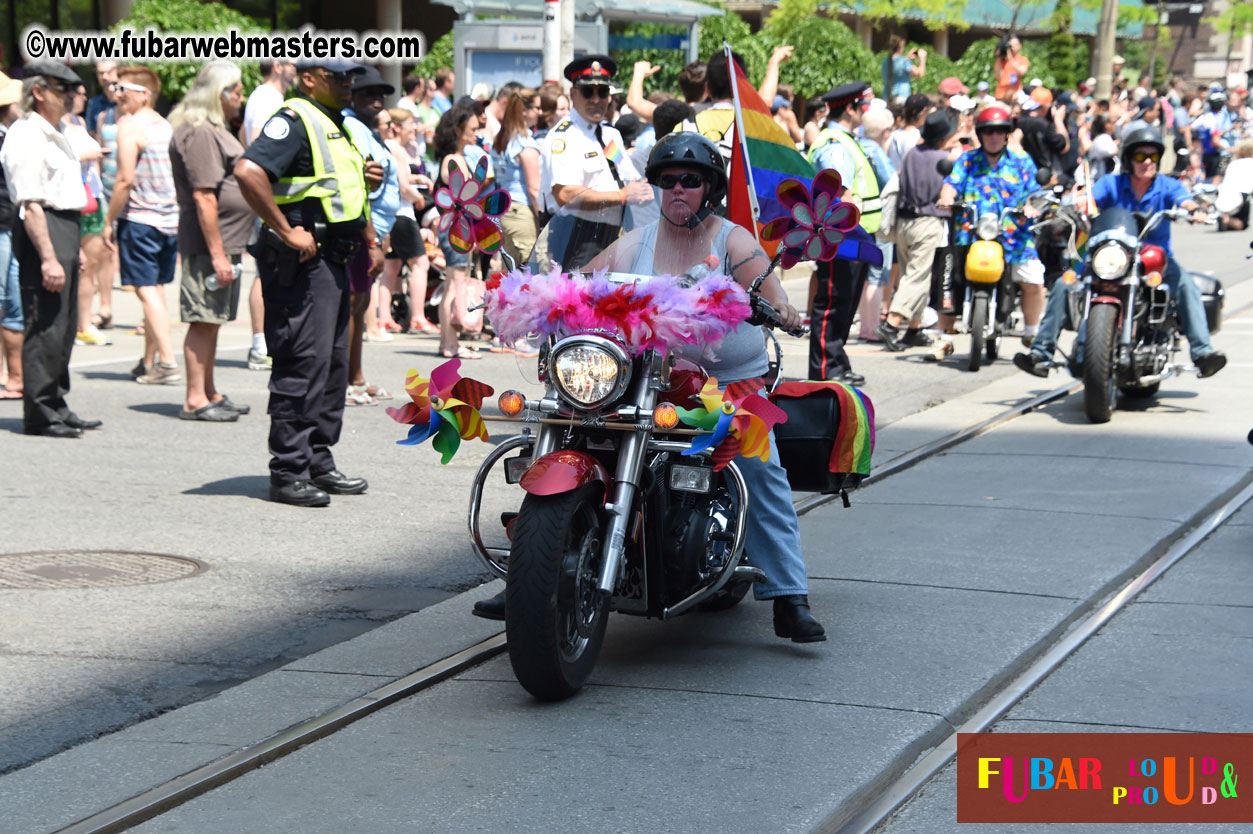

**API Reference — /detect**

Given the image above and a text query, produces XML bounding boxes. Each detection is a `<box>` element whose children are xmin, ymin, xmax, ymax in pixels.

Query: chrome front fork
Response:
<box><xmin>595</xmin><ymin>382</ymin><xmax>656</xmax><ymax>595</ymax></box>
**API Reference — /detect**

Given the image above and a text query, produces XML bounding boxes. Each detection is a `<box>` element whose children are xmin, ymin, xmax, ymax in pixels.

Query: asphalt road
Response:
<box><xmin>0</xmin><ymin>221</ymin><xmax>1247</xmax><ymax>777</ymax></box>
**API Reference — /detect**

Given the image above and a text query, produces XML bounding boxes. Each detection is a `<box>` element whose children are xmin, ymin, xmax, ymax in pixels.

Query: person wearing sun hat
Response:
<box><xmin>536</xmin><ymin>54</ymin><xmax>652</xmax><ymax>271</ymax></box>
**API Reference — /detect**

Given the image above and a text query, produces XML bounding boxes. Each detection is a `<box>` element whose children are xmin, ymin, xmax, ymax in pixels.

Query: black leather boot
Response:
<box><xmin>772</xmin><ymin>595</ymin><xmax>827</xmax><ymax>643</ymax></box>
<box><xmin>472</xmin><ymin>589</ymin><xmax>506</xmax><ymax>621</ymax></box>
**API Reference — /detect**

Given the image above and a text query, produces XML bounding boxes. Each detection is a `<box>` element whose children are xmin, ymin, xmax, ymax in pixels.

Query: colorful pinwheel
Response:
<box><xmin>386</xmin><ymin>359</ymin><xmax>495</xmax><ymax>464</ymax></box>
<box><xmin>759</xmin><ymin>169</ymin><xmax>862</xmax><ymax>268</ymax></box>
<box><xmin>434</xmin><ymin>155</ymin><xmax>511</xmax><ymax>254</ymax></box>
<box><xmin>675</xmin><ymin>378</ymin><xmax>790</xmax><ymax>470</ymax></box>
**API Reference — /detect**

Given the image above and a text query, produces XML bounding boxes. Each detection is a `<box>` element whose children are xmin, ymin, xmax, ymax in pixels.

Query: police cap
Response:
<box><xmin>23</xmin><ymin>60</ymin><xmax>81</xmax><ymax>87</ymax></box>
<box><xmin>564</xmin><ymin>54</ymin><xmax>617</xmax><ymax>86</ymax></box>
<box><xmin>295</xmin><ymin>58</ymin><xmax>365</xmax><ymax>75</ymax></box>
<box><xmin>822</xmin><ymin>81</ymin><xmax>871</xmax><ymax>110</ymax></box>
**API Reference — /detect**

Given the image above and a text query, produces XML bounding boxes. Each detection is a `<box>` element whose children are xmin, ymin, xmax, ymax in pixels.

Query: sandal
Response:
<box><xmin>439</xmin><ymin>346</ymin><xmax>482</xmax><ymax>360</ymax></box>
<box><xmin>409</xmin><ymin>319</ymin><xmax>439</xmax><ymax>335</ymax></box>
<box><xmin>0</xmin><ymin>386</ymin><xmax>22</xmax><ymax>400</ymax></box>
<box><xmin>346</xmin><ymin>384</ymin><xmax>379</xmax><ymax>406</ymax></box>
<box><xmin>365</xmin><ymin>383</ymin><xmax>394</xmax><ymax>400</ymax></box>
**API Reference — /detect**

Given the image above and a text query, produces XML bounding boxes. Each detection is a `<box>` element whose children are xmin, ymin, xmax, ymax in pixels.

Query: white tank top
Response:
<box><xmin>625</xmin><ymin>218</ymin><xmax>768</xmax><ymax>383</ymax></box>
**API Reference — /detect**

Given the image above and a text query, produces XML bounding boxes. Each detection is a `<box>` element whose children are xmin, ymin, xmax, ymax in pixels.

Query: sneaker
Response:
<box><xmin>902</xmin><ymin>329</ymin><xmax>935</xmax><ymax>347</ymax></box>
<box><xmin>247</xmin><ymin>348</ymin><xmax>272</xmax><ymax>371</ymax></box>
<box><xmin>1194</xmin><ymin>351</ymin><xmax>1227</xmax><ymax>379</ymax></box>
<box><xmin>875</xmin><ymin>320</ymin><xmax>907</xmax><ymax>352</ymax></box>
<box><xmin>922</xmin><ymin>336</ymin><xmax>955</xmax><ymax>362</ymax></box>
<box><xmin>131</xmin><ymin>358</ymin><xmax>151</xmax><ymax>379</ymax></box>
<box><xmin>1012</xmin><ymin>352</ymin><xmax>1051</xmax><ymax>378</ymax></box>
<box><xmin>136</xmin><ymin>362</ymin><xmax>182</xmax><ymax>385</ymax></box>
<box><xmin>75</xmin><ymin>327</ymin><xmax>112</xmax><ymax>346</ymax></box>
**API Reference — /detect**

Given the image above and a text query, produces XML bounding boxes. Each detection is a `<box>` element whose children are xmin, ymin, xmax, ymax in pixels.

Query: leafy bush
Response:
<box><xmin>414</xmin><ymin>31</ymin><xmax>454</xmax><ymax>81</ymax></box>
<box><xmin>113</xmin><ymin>0</ymin><xmax>265</xmax><ymax>101</ymax></box>
<box><xmin>758</xmin><ymin>0</ymin><xmax>874</xmax><ymax>99</ymax></box>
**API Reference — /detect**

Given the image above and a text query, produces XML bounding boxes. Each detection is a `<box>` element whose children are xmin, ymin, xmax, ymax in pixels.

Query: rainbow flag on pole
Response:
<box><xmin>725</xmin><ymin>45</ymin><xmax>881</xmax><ymax>265</ymax></box>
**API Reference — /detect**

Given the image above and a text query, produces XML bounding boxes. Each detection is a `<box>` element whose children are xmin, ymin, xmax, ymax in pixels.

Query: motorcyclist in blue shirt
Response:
<box><xmin>1015</xmin><ymin>126</ymin><xmax>1226</xmax><ymax>379</ymax></box>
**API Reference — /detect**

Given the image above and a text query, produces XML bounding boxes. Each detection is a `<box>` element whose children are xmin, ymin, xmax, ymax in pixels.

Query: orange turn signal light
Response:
<box><xmin>1144</xmin><ymin>271</ymin><xmax>1163</xmax><ymax>287</ymax></box>
<box><xmin>1062</xmin><ymin>269</ymin><xmax>1078</xmax><ymax>286</ymax></box>
<box><xmin>653</xmin><ymin>403</ymin><xmax>680</xmax><ymax>430</ymax></box>
<box><xmin>498</xmin><ymin>390</ymin><xmax>526</xmax><ymax>417</ymax></box>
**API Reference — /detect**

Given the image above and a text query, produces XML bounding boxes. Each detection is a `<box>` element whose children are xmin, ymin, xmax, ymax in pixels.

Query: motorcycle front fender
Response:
<box><xmin>520</xmin><ymin>450</ymin><xmax>610</xmax><ymax>496</ymax></box>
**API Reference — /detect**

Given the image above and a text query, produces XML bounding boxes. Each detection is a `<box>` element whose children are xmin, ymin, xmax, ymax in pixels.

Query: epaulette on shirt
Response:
<box><xmin>279</xmin><ymin>107</ymin><xmax>298</xmax><ymax>120</ymax></box>
<box><xmin>553</xmin><ymin>120</ymin><xmax>572</xmax><ymax>133</ymax></box>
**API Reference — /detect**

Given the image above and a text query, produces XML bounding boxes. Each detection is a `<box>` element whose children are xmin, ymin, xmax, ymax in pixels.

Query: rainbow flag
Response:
<box><xmin>725</xmin><ymin>48</ymin><xmax>881</xmax><ymax>265</ymax></box>
<box><xmin>770</xmin><ymin>380</ymin><xmax>875</xmax><ymax>477</ymax></box>
<box><xmin>602</xmin><ymin>136</ymin><xmax>625</xmax><ymax>167</ymax></box>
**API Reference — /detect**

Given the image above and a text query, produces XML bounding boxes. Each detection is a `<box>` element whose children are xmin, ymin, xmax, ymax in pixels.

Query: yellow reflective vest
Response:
<box><xmin>807</xmin><ymin>126</ymin><xmax>882</xmax><ymax>234</ymax></box>
<box><xmin>271</xmin><ymin>97</ymin><xmax>368</xmax><ymax>224</ymax></box>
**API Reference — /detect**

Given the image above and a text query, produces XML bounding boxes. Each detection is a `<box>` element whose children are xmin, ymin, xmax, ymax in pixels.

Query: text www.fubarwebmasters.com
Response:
<box><xmin>21</xmin><ymin>26</ymin><xmax>425</xmax><ymax>64</ymax></box>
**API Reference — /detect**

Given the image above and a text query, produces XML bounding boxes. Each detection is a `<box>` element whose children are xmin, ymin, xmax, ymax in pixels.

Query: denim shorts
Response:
<box><xmin>438</xmin><ymin>226</ymin><xmax>469</xmax><ymax>269</ymax></box>
<box><xmin>0</xmin><ymin>229</ymin><xmax>21</xmax><ymax>331</ymax></box>
<box><xmin>118</xmin><ymin>218</ymin><xmax>178</xmax><ymax>287</ymax></box>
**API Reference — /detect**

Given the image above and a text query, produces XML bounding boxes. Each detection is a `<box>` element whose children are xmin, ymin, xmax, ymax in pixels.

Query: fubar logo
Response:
<box><xmin>956</xmin><ymin>733</ymin><xmax>1249</xmax><ymax>823</ymax></box>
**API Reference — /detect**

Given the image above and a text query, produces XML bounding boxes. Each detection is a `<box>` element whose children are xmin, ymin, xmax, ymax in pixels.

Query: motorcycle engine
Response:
<box><xmin>662</xmin><ymin>489</ymin><xmax>736</xmax><ymax>599</ymax></box>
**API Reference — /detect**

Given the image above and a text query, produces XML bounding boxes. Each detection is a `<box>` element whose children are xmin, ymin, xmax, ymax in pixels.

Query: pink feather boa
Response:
<box><xmin>484</xmin><ymin>268</ymin><xmax>753</xmax><ymax>355</ymax></box>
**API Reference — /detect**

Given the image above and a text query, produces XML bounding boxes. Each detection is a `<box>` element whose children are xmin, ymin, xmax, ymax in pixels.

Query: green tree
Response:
<box><xmin>758</xmin><ymin>0</ymin><xmax>875</xmax><ymax>99</ymax></box>
<box><xmin>1205</xmin><ymin>2</ymin><xmax>1253</xmax><ymax>70</ymax></box>
<box><xmin>113</xmin><ymin>0</ymin><xmax>266</xmax><ymax>101</ymax></box>
<box><xmin>844</xmin><ymin>0</ymin><xmax>971</xmax><ymax>31</ymax></box>
<box><xmin>414</xmin><ymin>31</ymin><xmax>454</xmax><ymax>80</ymax></box>
<box><xmin>1047</xmin><ymin>0</ymin><xmax>1077</xmax><ymax>89</ymax></box>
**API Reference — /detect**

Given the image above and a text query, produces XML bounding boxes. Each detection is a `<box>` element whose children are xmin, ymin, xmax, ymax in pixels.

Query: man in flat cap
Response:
<box><xmin>538</xmin><ymin>54</ymin><xmax>652</xmax><ymax>271</ymax></box>
<box><xmin>805</xmin><ymin>81</ymin><xmax>887</xmax><ymax>385</ymax></box>
<box><xmin>235</xmin><ymin>58</ymin><xmax>384</xmax><ymax>506</ymax></box>
<box><xmin>0</xmin><ymin>60</ymin><xmax>98</xmax><ymax>437</ymax></box>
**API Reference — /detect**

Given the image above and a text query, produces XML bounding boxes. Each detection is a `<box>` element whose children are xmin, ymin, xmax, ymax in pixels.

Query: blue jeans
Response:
<box><xmin>1031</xmin><ymin>257</ymin><xmax>1214</xmax><ymax>361</ymax></box>
<box><xmin>866</xmin><ymin>240</ymin><xmax>894</xmax><ymax>287</ymax></box>
<box><xmin>0</xmin><ymin>230</ymin><xmax>21</xmax><ymax>332</ymax></box>
<box><xmin>734</xmin><ymin>431</ymin><xmax>810</xmax><ymax>600</ymax></box>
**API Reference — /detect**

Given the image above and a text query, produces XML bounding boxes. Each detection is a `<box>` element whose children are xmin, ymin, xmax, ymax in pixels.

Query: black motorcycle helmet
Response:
<box><xmin>1120</xmin><ymin>126</ymin><xmax>1165</xmax><ymax>171</ymax></box>
<box><xmin>645</xmin><ymin>131</ymin><xmax>729</xmax><ymax>208</ymax></box>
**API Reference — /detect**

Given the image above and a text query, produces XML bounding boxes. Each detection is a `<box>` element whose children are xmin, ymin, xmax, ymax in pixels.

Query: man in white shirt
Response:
<box><xmin>0</xmin><ymin>61</ymin><xmax>94</xmax><ymax>437</ymax></box>
<box><xmin>239</xmin><ymin>60</ymin><xmax>294</xmax><ymax>372</ymax></box>
<box><xmin>241</xmin><ymin>60</ymin><xmax>295</xmax><ymax>147</ymax></box>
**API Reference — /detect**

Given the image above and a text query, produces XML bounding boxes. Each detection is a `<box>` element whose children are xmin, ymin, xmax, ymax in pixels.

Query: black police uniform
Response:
<box><xmin>241</xmin><ymin>93</ymin><xmax>368</xmax><ymax>488</ymax></box>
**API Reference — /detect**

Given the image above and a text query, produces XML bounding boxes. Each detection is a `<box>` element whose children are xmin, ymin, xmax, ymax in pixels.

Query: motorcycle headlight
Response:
<box><xmin>976</xmin><ymin>212</ymin><xmax>1000</xmax><ymax>241</ymax></box>
<box><xmin>1091</xmin><ymin>243</ymin><xmax>1131</xmax><ymax>280</ymax></box>
<box><xmin>550</xmin><ymin>336</ymin><xmax>631</xmax><ymax>410</ymax></box>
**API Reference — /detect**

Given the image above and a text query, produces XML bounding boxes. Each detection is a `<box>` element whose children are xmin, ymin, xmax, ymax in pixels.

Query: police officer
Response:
<box><xmin>235</xmin><ymin>59</ymin><xmax>385</xmax><ymax>507</ymax></box>
<box><xmin>538</xmin><ymin>54</ymin><xmax>653</xmax><ymax>271</ymax></box>
<box><xmin>806</xmin><ymin>82</ymin><xmax>884</xmax><ymax>385</ymax></box>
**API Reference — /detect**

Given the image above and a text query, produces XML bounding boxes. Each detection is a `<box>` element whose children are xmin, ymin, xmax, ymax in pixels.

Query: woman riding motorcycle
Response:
<box><xmin>586</xmin><ymin>132</ymin><xmax>826</xmax><ymax>642</ymax></box>
<box><xmin>1015</xmin><ymin>126</ymin><xmax>1226</xmax><ymax>378</ymax></box>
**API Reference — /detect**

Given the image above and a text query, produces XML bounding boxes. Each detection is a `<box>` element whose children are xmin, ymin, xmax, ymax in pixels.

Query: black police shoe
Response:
<box><xmin>310</xmin><ymin>469</ymin><xmax>368</xmax><ymax>495</ymax></box>
<box><xmin>836</xmin><ymin>370</ymin><xmax>865</xmax><ymax>386</ymax></box>
<box><xmin>1195</xmin><ymin>351</ymin><xmax>1227</xmax><ymax>379</ymax></box>
<box><xmin>1013</xmin><ymin>352</ymin><xmax>1051</xmax><ymax>378</ymax></box>
<box><xmin>64</xmin><ymin>413</ymin><xmax>103</xmax><ymax>430</ymax></box>
<box><xmin>772</xmin><ymin>595</ymin><xmax>827</xmax><ymax>643</ymax></box>
<box><xmin>902</xmin><ymin>328</ymin><xmax>935</xmax><ymax>347</ymax></box>
<box><xmin>24</xmin><ymin>423</ymin><xmax>83</xmax><ymax>438</ymax></box>
<box><xmin>269</xmin><ymin>480</ymin><xmax>331</xmax><ymax>507</ymax></box>
<box><xmin>472</xmin><ymin>589</ymin><xmax>506</xmax><ymax>621</ymax></box>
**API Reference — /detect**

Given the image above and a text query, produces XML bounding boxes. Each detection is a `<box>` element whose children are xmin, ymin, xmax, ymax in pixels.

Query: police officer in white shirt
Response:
<box><xmin>0</xmin><ymin>60</ymin><xmax>97</xmax><ymax>437</ymax></box>
<box><xmin>538</xmin><ymin>55</ymin><xmax>653</xmax><ymax>271</ymax></box>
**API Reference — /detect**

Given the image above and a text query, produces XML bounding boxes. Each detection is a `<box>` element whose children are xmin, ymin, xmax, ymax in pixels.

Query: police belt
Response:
<box><xmin>311</xmin><ymin>221</ymin><xmax>363</xmax><ymax>265</ymax></box>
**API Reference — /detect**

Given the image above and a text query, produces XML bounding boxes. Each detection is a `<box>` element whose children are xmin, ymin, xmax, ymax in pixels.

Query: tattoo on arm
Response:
<box><xmin>730</xmin><ymin>248</ymin><xmax>767</xmax><ymax>274</ymax></box>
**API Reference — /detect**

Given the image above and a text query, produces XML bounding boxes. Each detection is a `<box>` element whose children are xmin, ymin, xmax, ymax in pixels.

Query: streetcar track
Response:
<box><xmin>48</xmin><ymin>293</ymin><xmax>1253</xmax><ymax>834</ymax></box>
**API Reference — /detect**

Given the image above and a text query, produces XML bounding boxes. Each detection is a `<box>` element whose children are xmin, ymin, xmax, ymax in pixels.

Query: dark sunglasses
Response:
<box><xmin>578</xmin><ymin>85</ymin><xmax>610</xmax><ymax>100</ymax></box>
<box><xmin>980</xmin><ymin>127</ymin><xmax>1011</xmax><ymax>135</ymax></box>
<box><xmin>1131</xmin><ymin>151</ymin><xmax>1161</xmax><ymax>164</ymax></box>
<box><xmin>656</xmin><ymin>172</ymin><xmax>705</xmax><ymax>190</ymax></box>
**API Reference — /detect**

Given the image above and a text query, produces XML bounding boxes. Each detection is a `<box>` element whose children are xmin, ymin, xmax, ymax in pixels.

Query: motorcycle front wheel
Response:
<box><xmin>1083</xmin><ymin>304</ymin><xmax>1120</xmax><ymax>423</ymax></box>
<box><xmin>506</xmin><ymin>484</ymin><xmax>609</xmax><ymax>701</ymax></box>
<box><xmin>968</xmin><ymin>293</ymin><xmax>988</xmax><ymax>372</ymax></box>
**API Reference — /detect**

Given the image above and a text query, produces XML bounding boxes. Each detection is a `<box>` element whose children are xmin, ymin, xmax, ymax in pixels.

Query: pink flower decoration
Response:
<box><xmin>760</xmin><ymin>169</ymin><xmax>862</xmax><ymax>268</ymax></box>
<box><xmin>434</xmin><ymin>155</ymin><xmax>511</xmax><ymax>254</ymax></box>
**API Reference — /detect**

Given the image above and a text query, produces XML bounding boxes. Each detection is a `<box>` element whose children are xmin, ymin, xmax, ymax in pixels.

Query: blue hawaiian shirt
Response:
<box><xmin>944</xmin><ymin>147</ymin><xmax>1039</xmax><ymax>262</ymax></box>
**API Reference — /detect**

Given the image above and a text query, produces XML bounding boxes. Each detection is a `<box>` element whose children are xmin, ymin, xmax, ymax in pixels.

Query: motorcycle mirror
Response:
<box><xmin>936</xmin><ymin>158</ymin><xmax>954</xmax><ymax>177</ymax></box>
<box><xmin>1035</xmin><ymin>167</ymin><xmax>1053</xmax><ymax>186</ymax></box>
